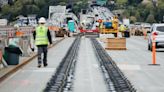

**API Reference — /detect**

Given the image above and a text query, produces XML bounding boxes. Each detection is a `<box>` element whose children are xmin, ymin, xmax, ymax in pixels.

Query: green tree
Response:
<box><xmin>59</xmin><ymin>2</ymin><xmax>66</xmax><ymax>6</ymax></box>
<box><xmin>146</xmin><ymin>14</ymin><xmax>156</xmax><ymax>23</ymax></box>
<box><xmin>1</xmin><ymin>5</ymin><xmax>11</xmax><ymax>15</ymax></box>
<box><xmin>122</xmin><ymin>10</ymin><xmax>130</xmax><ymax>18</ymax></box>
<box><xmin>116</xmin><ymin>0</ymin><xmax>128</xmax><ymax>5</ymax></box>
<box><xmin>130</xmin><ymin>16</ymin><xmax>137</xmax><ymax>23</ymax></box>
<box><xmin>34</xmin><ymin>0</ymin><xmax>46</xmax><ymax>8</ymax></box>
<box><xmin>135</xmin><ymin>11</ymin><xmax>141</xmax><ymax>21</ymax></box>
<box><xmin>128</xmin><ymin>0</ymin><xmax>143</xmax><ymax>5</ymax></box>
<box><xmin>21</xmin><ymin>4</ymin><xmax>40</xmax><ymax>16</ymax></box>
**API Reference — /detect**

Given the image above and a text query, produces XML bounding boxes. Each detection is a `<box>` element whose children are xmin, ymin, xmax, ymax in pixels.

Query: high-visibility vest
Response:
<box><xmin>112</xmin><ymin>19</ymin><xmax>118</xmax><ymax>30</ymax></box>
<box><xmin>35</xmin><ymin>26</ymin><xmax>48</xmax><ymax>45</ymax></box>
<box><xmin>120</xmin><ymin>25</ymin><xmax>125</xmax><ymax>32</ymax></box>
<box><xmin>100</xmin><ymin>23</ymin><xmax>103</xmax><ymax>28</ymax></box>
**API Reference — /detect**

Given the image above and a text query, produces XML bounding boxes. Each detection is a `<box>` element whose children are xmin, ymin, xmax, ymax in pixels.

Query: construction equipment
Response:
<box><xmin>100</xmin><ymin>16</ymin><xmax>118</xmax><ymax>35</ymax></box>
<box><xmin>48</xmin><ymin>5</ymin><xmax>78</xmax><ymax>37</ymax></box>
<box><xmin>79</xmin><ymin>9</ymin><xmax>100</xmax><ymax>38</ymax></box>
<box><xmin>99</xmin><ymin>16</ymin><xmax>127</xmax><ymax>50</ymax></box>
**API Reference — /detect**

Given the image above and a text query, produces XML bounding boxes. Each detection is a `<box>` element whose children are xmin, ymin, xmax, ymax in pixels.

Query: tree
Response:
<box><xmin>135</xmin><ymin>11</ymin><xmax>141</xmax><ymax>21</ymax></box>
<box><xmin>1</xmin><ymin>5</ymin><xmax>11</xmax><ymax>15</ymax></box>
<box><xmin>59</xmin><ymin>2</ymin><xmax>66</xmax><ymax>6</ymax></box>
<box><xmin>116</xmin><ymin>0</ymin><xmax>128</xmax><ymax>5</ymax></box>
<box><xmin>21</xmin><ymin>4</ymin><xmax>40</xmax><ymax>15</ymax></box>
<box><xmin>146</xmin><ymin>14</ymin><xmax>156</xmax><ymax>23</ymax></box>
<box><xmin>34</xmin><ymin>0</ymin><xmax>46</xmax><ymax>8</ymax></box>
<box><xmin>128</xmin><ymin>0</ymin><xmax>143</xmax><ymax>5</ymax></box>
<box><xmin>130</xmin><ymin>16</ymin><xmax>137</xmax><ymax>23</ymax></box>
<box><xmin>122</xmin><ymin>10</ymin><xmax>130</xmax><ymax>18</ymax></box>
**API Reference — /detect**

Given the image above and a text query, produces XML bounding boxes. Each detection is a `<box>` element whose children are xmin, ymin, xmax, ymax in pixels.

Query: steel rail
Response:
<box><xmin>44</xmin><ymin>36</ymin><xmax>81</xmax><ymax>92</ymax></box>
<box><xmin>91</xmin><ymin>38</ymin><xmax>136</xmax><ymax>92</ymax></box>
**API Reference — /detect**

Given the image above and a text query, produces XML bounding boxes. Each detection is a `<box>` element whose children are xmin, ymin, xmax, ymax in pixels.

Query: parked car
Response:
<box><xmin>148</xmin><ymin>23</ymin><xmax>164</xmax><ymax>51</ymax></box>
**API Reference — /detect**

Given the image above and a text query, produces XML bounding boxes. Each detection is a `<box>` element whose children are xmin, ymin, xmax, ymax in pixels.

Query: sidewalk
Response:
<box><xmin>0</xmin><ymin>38</ymin><xmax>64</xmax><ymax>83</ymax></box>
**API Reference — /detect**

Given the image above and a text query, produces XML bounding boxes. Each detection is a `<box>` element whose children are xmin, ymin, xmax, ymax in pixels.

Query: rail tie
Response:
<box><xmin>44</xmin><ymin>36</ymin><xmax>81</xmax><ymax>92</ymax></box>
<box><xmin>91</xmin><ymin>38</ymin><xmax>136</xmax><ymax>92</ymax></box>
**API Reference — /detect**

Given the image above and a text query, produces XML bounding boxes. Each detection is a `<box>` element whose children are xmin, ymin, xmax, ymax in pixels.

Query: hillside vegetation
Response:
<box><xmin>0</xmin><ymin>0</ymin><xmax>163</xmax><ymax>23</ymax></box>
<box><xmin>0</xmin><ymin>0</ymin><xmax>88</xmax><ymax>21</ymax></box>
<box><xmin>113</xmin><ymin>0</ymin><xmax>164</xmax><ymax>23</ymax></box>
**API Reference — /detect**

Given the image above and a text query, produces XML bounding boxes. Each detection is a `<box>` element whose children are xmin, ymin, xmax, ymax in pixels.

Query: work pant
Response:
<box><xmin>121</xmin><ymin>31</ymin><xmax>125</xmax><ymax>37</ymax></box>
<box><xmin>37</xmin><ymin>46</ymin><xmax>47</xmax><ymax>65</ymax></box>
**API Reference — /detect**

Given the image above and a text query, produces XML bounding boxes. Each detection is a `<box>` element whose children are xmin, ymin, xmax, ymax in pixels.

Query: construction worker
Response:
<box><xmin>33</xmin><ymin>17</ymin><xmax>52</xmax><ymax>68</ymax></box>
<box><xmin>112</xmin><ymin>16</ymin><xmax>118</xmax><ymax>30</ymax></box>
<box><xmin>119</xmin><ymin>24</ymin><xmax>126</xmax><ymax>37</ymax></box>
<box><xmin>100</xmin><ymin>21</ymin><xmax>104</xmax><ymax>33</ymax></box>
<box><xmin>142</xmin><ymin>27</ymin><xmax>148</xmax><ymax>39</ymax></box>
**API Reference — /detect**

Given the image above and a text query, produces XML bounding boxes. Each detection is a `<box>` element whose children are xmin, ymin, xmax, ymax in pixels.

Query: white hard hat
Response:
<box><xmin>14</xmin><ymin>24</ymin><xmax>19</xmax><ymax>30</ymax></box>
<box><xmin>38</xmin><ymin>17</ymin><xmax>46</xmax><ymax>23</ymax></box>
<box><xmin>14</xmin><ymin>24</ymin><xmax>19</xmax><ymax>28</ymax></box>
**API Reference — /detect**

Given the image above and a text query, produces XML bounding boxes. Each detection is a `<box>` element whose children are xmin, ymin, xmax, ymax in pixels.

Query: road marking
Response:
<box><xmin>117</xmin><ymin>64</ymin><xmax>141</xmax><ymax>70</ymax></box>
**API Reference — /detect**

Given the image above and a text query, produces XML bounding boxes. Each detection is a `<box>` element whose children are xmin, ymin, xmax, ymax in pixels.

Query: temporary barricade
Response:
<box><xmin>105</xmin><ymin>38</ymin><xmax>126</xmax><ymax>50</ymax></box>
<box><xmin>18</xmin><ymin>27</ymin><xmax>34</xmax><ymax>56</ymax></box>
<box><xmin>0</xmin><ymin>26</ymin><xmax>34</xmax><ymax>67</ymax></box>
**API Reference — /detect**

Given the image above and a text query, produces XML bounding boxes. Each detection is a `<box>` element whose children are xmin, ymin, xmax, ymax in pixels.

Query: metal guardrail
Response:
<box><xmin>91</xmin><ymin>38</ymin><xmax>136</xmax><ymax>92</ymax></box>
<box><xmin>44</xmin><ymin>36</ymin><xmax>81</xmax><ymax>92</ymax></box>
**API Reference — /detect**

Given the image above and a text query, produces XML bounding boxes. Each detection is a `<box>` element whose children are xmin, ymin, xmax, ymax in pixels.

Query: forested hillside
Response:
<box><xmin>113</xmin><ymin>0</ymin><xmax>164</xmax><ymax>23</ymax></box>
<box><xmin>0</xmin><ymin>0</ymin><xmax>88</xmax><ymax>21</ymax></box>
<box><xmin>0</xmin><ymin>0</ymin><xmax>164</xmax><ymax>23</ymax></box>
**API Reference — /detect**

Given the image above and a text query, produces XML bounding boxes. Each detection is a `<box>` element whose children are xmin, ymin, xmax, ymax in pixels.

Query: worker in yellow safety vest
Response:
<box><xmin>33</xmin><ymin>17</ymin><xmax>52</xmax><ymax>68</ymax></box>
<box><xmin>112</xmin><ymin>16</ymin><xmax>118</xmax><ymax>30</ymax></box>
<box><xmin>119</xmin><ymin>24</ymin><xmax>126</xmax><ymax>37</ymax></box>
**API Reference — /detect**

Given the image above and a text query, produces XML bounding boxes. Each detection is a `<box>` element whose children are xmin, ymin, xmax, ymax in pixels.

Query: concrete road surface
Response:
<box><xmin>99</xmin><ymin>36</ymin><xmax>164</xmax><ymax>92</ymax></box>
<box><xmin>0</xmin><ymin>38</ymin><xmax>75</xmax><ymax>92</ymax></box>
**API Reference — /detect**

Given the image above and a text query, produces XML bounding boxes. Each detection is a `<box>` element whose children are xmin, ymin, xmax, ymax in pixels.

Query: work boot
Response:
<box><xmin>38</xmin><ymin>64</ymin><xmax>41</xmax><ymax>68</ymax></box>
<box><xmin>43</xmin><ymin>62</ymin><xmax>48</xmax><ymax>67</ymax></box>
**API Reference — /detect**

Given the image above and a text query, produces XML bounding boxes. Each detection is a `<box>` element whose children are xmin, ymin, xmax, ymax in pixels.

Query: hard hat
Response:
<box><xmin>14</xmin><ymin>24</ymin><xmax>19</xmax><ymax>30</ymax></box>
<box><xmin>38</xmin><ymin>17</ymin><xmax>46</xmax><ymax>23</ymax></box>
<box><xmin>14</xmin><ymin>24</ymin><xmax>19</xmax><ymax>28</ymax></box>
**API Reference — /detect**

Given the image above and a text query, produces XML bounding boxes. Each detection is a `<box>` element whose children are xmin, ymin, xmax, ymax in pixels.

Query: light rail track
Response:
<box><xmin>91</xmin><ymin>38</ymin><xmax>136</xmax><ymax>92</ymax></box>
<box><xmin>44</xmin><ymin>36</ymin><xmax>81</xmax><ymax>92</ymax></box>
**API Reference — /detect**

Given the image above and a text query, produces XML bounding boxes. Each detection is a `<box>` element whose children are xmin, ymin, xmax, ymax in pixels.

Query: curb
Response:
<box><xmin>0</xmin><ymin>38</ymin><xmax>65</xmax><ymax>83</ymax></box>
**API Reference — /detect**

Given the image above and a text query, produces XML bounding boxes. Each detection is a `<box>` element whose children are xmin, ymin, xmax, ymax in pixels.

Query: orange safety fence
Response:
<box><xmin>16</xmin><ymin>31</ymin><xmax>24</xmax><ymax>36</ymax></box>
